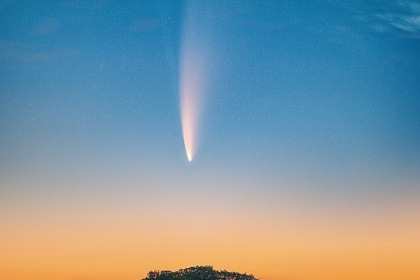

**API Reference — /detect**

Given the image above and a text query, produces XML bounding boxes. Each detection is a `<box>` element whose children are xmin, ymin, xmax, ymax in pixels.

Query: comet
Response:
<box><xmin>179</xmin><ymin>1</ymin><xmax>210</xmax><ymax>162</ymax></box>
<box><xmin>180</xmin><ymin>51</ymin><xmax>205</xmax><ymax>162</ymax></box>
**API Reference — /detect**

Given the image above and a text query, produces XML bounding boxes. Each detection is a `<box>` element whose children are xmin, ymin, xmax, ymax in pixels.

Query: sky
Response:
<box><xmin>1</xmin><ymin>1</ymin><xmax>420</xmax><ymax>280</ymax></box>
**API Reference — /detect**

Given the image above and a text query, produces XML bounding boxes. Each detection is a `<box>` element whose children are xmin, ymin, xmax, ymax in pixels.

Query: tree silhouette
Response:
<box><xmin>142</xmin><ymin>266</ymin><xmax>258</xmax><ymax>280</ymax></box>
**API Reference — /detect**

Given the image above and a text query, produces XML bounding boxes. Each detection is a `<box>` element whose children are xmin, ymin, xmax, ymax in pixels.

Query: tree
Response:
<box><xmin>142</xmin><ymin>266</ymin><xmax>258</xmax><ymax>280</ymax></box>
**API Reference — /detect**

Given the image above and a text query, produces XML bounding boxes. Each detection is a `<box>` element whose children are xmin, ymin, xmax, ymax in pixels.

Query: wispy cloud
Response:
<box><xmin>32</xmin><ymin>18</ymin><xmax>60</xmax><ymax>35</ymax></box>
<box><xmin>0</xmin><ymin>0</ymin><xmax>11</xmax><ymax>10</ymax></box>
<box><xmin>129</xmin><ymin>18</ymin><xmax>160</xmax><ymax>32</ymax></box>
<box><xmin>371</xmin><ymin>0</ymin><xmax>420</xmax><ymax>36</ymax></box>
<box><xmin>0</xmin><ymin>40</ymin><xmax>80</xmax><ymax>62</ymax></box>
<box><xmin>61</xmin><ymin>0</ymin><xmax>108</xmax><ymax>10</ymax></box>
<box><xmin>375</xmin><ymin>13</ymin><xmax>420</xmax><ymax>33</ymax></box>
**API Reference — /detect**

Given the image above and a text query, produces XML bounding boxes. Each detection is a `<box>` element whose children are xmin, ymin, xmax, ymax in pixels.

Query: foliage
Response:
<box><xmin>142</xmin><ymin>266</ymin><xmax>258</xmax><ymax>280</ymax></box>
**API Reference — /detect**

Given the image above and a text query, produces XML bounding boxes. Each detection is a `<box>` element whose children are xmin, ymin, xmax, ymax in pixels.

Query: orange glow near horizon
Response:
<box><xmin>1</xmin><ymin>184</ymin><xmax>419</xmax><ymax>280</ymax></box>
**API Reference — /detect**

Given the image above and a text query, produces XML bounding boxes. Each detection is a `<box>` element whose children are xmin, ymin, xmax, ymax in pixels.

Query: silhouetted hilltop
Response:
<box><xmin>142</xmin><ymin>265</ymin><xmax>258</xmax><ymax>280</ymax></box>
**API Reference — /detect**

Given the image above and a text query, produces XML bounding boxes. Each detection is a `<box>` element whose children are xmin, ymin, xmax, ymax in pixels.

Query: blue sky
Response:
<box><xmin>1</xmin><ymin>0</ymin><xmax>419</xmax><ymax>206</ymax></box>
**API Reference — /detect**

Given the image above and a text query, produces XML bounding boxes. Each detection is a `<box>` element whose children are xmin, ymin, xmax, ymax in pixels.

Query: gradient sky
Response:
<box><xmin>1</xmin><ymin>1</ymin><xmax>420</xmax><ymax>280</ymax></box>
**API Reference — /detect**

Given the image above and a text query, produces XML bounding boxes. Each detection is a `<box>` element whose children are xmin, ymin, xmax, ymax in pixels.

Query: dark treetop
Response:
<box><xmin>142</xmin><ymin>266</ymin><xmax>258</xmax><ymax>280</ymax></box>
